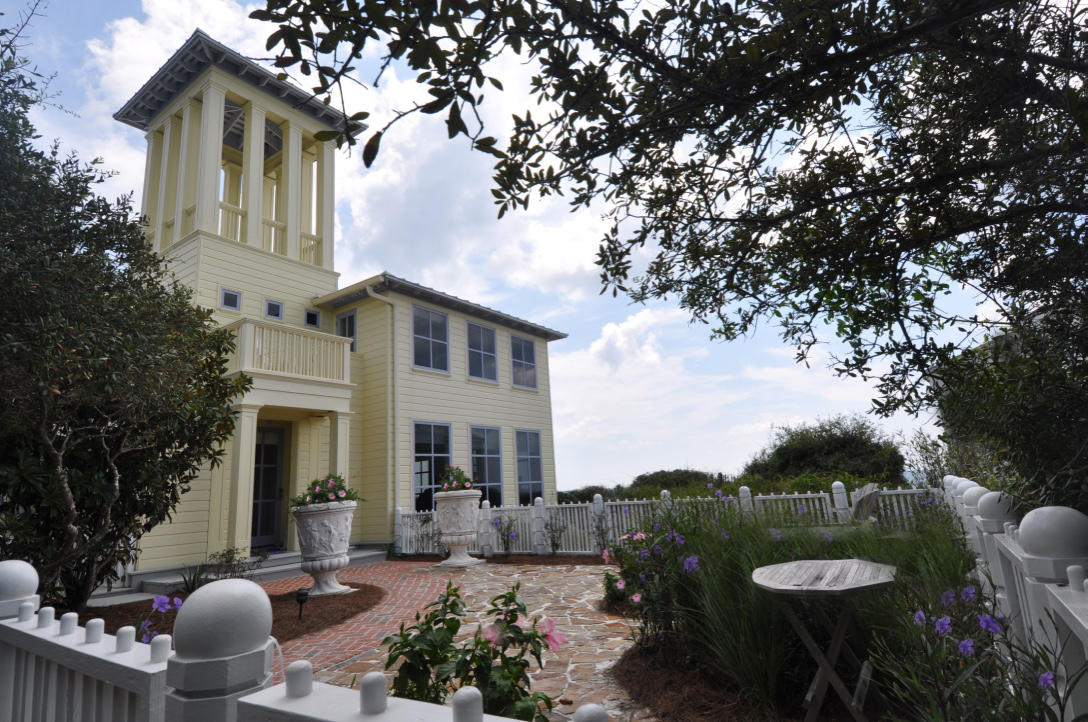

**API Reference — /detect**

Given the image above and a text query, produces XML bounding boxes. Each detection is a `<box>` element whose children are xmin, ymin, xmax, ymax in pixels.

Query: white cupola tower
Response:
<box><xmin>115</xmin><ymin>30</ymin><xmax>349</xmax><ymax>325</ymax></box>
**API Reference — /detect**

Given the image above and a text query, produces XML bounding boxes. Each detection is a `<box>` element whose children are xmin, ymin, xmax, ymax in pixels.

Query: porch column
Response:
<box><xmin>329</xmin><ymin>411</ymin><xmax>350</xmax><ymax>482</ymax></box>
<box><xmin>195</xmin><ymin>82</ymin><xmax>226</xmax><ymax>235</ymax></box>
<box><xmin>317</xmin><ymin>140</ymin><xmax>335</xmax><ymax>268</ymax></box>
<box><xmin>141</xmin><ymin>129</ymin><xmax>162</xmax><ymax>242</ymax></box>
<box><xmin>242</xmin><ymin>102</ymin><xmax>266</xmax><ymax>247</ymax></box>
<box><xmin>172</xmin><ymin>100</ymin><xmax>196</xmax><ymax>243</ymax></box>
<box><xmin>228</xmin><ymin>404</ymin><xmax>262</xmax><ymax>552</ymax></box>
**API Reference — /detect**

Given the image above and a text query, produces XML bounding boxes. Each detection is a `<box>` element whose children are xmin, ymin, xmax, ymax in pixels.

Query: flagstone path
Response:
<box><xmin>261</xmin><ymin>560</ymin><xmax>656</xmax><ymax>721</ymax></box>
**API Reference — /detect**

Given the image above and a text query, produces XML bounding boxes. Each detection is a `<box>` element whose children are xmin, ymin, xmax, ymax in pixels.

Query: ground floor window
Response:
<box><xmin>413</xmin><ymin>422</ymin><xmax>450</xmax><ymax>511</ymax></box>
<box><xmin>470</xmin><ymin>426</ymin><xmax>502</xmax><ymax>507</ymax></box>
<box><xmin>516</xmin><ymin>429</ymin><xmax>543</xmax><ymax>505</ymax></box>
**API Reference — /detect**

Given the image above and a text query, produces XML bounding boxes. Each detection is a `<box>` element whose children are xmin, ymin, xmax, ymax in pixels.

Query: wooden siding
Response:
<box><xmin>350</xmin><ymin>301</ymin><xmax>392</xmax><ymax>543</ymax></box>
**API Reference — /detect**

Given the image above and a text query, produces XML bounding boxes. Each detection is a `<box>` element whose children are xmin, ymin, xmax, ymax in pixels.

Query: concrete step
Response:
<box><xmin>85</xmin><ymin>591</ymin><xmax>155</xmax><ymax>608</ymax></box>
<box><xmin>136</xmin><ymin>548</ymin><xmax>387</xmax><ymax>595</ymax></box>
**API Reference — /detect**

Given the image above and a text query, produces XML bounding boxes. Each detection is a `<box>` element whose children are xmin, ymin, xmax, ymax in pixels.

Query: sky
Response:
<box><xmin>20</xmin><ymin>0</ymin><xmax>944</xmax><ymax>490</ymax></box>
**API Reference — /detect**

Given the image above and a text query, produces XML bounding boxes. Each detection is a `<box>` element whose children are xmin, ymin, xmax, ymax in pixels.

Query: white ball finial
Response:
<box><xmin>1019</xmin><ymin>507</ymin><xmax>1088</xmax><ymax>559</ymax></box>
<box><xmin>962</xmin><ymin>486</ymin><xmax>989</xmax><ymax>509</ymax></box>
<box><xmin>0</xmin><ymin>560</ymin><xmax>39</xmax><ymax>601</ymax></box>
<box><xmin>173</xmin><ymin>579</ymin><xmax>272</xmax><ymax>658</ymax></box>
<box><xmin>978</xmin><ymin>491</ymin><xmax>1017</xmax><ymax>522</ymax></box>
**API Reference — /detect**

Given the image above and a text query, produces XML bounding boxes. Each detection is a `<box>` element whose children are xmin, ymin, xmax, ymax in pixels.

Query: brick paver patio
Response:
<box><xmin>261</xmin><ymin>560</ymin><xmax>656</xmax><ymax>721</ymax></box>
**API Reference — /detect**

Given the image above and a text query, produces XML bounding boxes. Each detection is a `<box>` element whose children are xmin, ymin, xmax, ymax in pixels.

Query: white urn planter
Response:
<box><xmin>433</xmin><ymin>489</ymin><xmax>484</xmax><ymax>568</ymax></box>
<box><xmin>291</xmin><ymin>500</ymin><xmax>357</xmax><ymax>595</ymax></box>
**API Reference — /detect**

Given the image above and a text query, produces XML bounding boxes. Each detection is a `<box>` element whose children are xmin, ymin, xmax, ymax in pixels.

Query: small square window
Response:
<box><xmin>220</xmin><ymin>288</ymin><xmax>242</xmax><ymax>311</ymax></box>
<box><xmin>304</xmin><ymin>309</ymin><xmax>321</xmax><ymax>328</ymax></box>
<box><xmin>265</xmin><ymin>300</ymin><xmax>284</xmax><ymax>320</ymax></box>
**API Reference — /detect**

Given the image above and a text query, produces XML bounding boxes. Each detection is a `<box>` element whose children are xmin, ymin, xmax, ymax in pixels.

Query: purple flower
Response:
<box><xmin>823</xmin><ymin>532</ymin><xmax>833</xmax><ymax>543</ymax></box>
<box><xmin>940</xmin><ymin>590</ymin><xmax>956</xmax><ymax>606</ymax></box>
<box><xmin>139</xmin><ymin>620</ymin><xmax>152</xmax><ymax>631</ymax></box>
<box><xmin>770</xmin><ymin>528</ymin><xmax>782</xmax><ymax>542</ymax></box>
<box><xmin>797</xmin><ymin>504</ymin><xmax>806</xmax><ymax>514</ymax></box>
<box><xmin>152</xmin><ymin>595</ymin><xmax>172</xmax><ymax>613</ymax></box>
<box><xmin>715</xmin><ymin>489</ymin><xmax>723</xmax><ymax>498</ymax></box>
<box><xmin>173</xmin><ymin>597</ymin><xmax>183</xmax><ymax>609</ymax></box>
<box><xmin>682</xmin><ymin>555</ymin><xmax>700</xmax><ymax>573</ymax></box>
<box><xmin>622</xmin><ymin>507</ymin><xmax>629</xmax><ymax>515</ymax></box>
<box><xmin>913</xmin><ymin>610</ymin><xmax>927</xmax><ymax>626</ymax></box>
<box><xmin>934</xmin><ymin>616</ymin><xmax>952</xmax><ymax>636</ymax></box>
<box><xmin>509</xmin><ymin>532</ymin><xmax>517</xmax><ymax>540</ymax></box>
<box><xmin>140</xmin><ymin>632</ymin><xmax>153</xmax><ymax>643</ymax></box>
<box><xmin>652</xmin><ymin>523</ymin><xmax>660</xmax><ymax>532</ymax></box>
<box><xmin>492</xmin><ymin>519</ymin><xmax>501</xmax><ymax>528</ymax></box>
<box><xmin>721</xmin><ymin>530</ymin><xmax>731</xmax><ymax>540</ymax></box>
<box><xmin>652</xmin><ymin>544</ymin><xmax>663</xmax><ymax>556</ymax></box>
<box><xmin>961</xmin><ymin>586</ymin><xmax>977</xmax><ymax>602</ymax></box>
<box><xmin>639</xmin><ymin>572</ymin><xmax>646</xmax><ymax>583</ymax></box>
<box><xmin>639</xmin><ymin>549</ymin><xmax>650</xmax><ymax>560</ymax></box>
<box><xmin>958</xmin><ymin>638</ymin><xmax>974</xmax><ymax>656</ymax></box>
<box><xmin>707</xmin><ymin>482</ymin><xmax>715</xmax><ymax>489</ymax></box>
<box><xmin>1039</xmin><ymin>671</ymin><xmax>1055</xmax><ymax>689</ymax></box>
<box><xmin>978</xmin><ymin>614</ymin><xmax>1003</xmax><ymax>635</ymax></box>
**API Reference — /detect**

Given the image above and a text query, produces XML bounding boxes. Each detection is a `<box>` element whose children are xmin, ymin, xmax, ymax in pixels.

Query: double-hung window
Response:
<box><xmin>511</xmin><ymin>335</ymin><xmax>537</xmax><ymax>388</ymax></box>
<box><xmin>516</xmin><ymin>430</ymin><xmax>543</xmax><ymax>505</ymax></box>
<box><xmin>467</xmin><ymin>322</ymin><xmax>497</xmax><ymax>381</ymax></box>
<box><xmin>413</xmin><ymin>305</ymin><xmax>448</xmax><ymax>371</ymax></box>
<box><xmin>470</xmin><ymin>426</ymin><xmax>502</xmax><ymax>507</ymax></box>
<box><xmin>413</xmin><ymin>422</ymin><xmax>451</xmax><ymax>511</ymax></box>
<box><xmin>336</xmin><ymin>310</ymin><xmax>356</xmax><ymax>352</ymax></box>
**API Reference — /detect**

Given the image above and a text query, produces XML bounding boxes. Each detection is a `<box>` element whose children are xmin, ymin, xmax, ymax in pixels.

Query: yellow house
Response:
<box><xmin>113</xmin><ymin>30</ymin><xmax>565</xmax><ymax>573</ymax></box>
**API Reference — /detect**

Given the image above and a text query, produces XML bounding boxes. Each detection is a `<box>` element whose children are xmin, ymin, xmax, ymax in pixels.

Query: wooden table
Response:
<box><xmin>752</xmin><ymin>558</ymin><xmax>896</xmax><ymax>722</ymax></box>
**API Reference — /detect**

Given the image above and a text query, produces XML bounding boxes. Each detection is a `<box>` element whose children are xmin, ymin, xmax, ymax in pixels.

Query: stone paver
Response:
<box><xmin>262</xmin><ymin>561</ymin><xmax>656</xmax><ymax>721</ymax></box>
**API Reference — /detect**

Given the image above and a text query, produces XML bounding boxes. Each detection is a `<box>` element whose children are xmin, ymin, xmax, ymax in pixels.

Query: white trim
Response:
<box><xmin>411</xmin><ymin>304</ymin><xmax>449</xmax><ymax>372</ymax></box>
<box><xmin>510</xmin><ymin>334</ymin><xmax>538</xmax><ymax>389</ymax></box>
<box><xmin>466</xmin><ymin>321</ymin><xmax>498</xmax><ymax>382</ymax></box>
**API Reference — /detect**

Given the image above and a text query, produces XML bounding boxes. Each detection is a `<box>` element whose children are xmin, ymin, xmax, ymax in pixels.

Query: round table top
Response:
<box><xmin>752</xmin><ymin>558</ymin><xmax>896</xmax><ymax>598</ymax></box>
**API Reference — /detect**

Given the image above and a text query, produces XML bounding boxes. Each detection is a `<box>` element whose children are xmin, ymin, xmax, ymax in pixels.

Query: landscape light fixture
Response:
<box><xmin>296</xmin><ymin>587</ymin><xmax>310</xmax><ymax>620</ymax></box>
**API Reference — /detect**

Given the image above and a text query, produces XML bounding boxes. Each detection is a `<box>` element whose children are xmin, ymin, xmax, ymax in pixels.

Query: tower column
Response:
<box><xmin>141</xmin><ymin>129</ymin><xmax>163</xmax><ymax>245</ymax></box>
<box><xmin>228</xmin><ymin>404</ymin><xmax>262</xmax><ymax>552</ymax></box>
<box><xmin>155</xmin><ymin>115</ymin><xmax>179</xmax><ymax>250</ymax></box>
<box><xmin>281</xmin><ymin>120</ymin><xmax>303</xmax><ymax>260</ymax></box>
<box><xmin>317</xmin><ymin>140</ymin><xmax>335</xmax><ymax>269</ymax></box>
<box><xmin>195</xmin><ymin>82</ymin><xmax>226</xmax><ymax>235</ymax></box>
<box><xmin>242</xmin><ymin>102</ymin><xmax>266</xmax><ymax>248</ymax></box>
<box><xmin>173</xmin><ymin>101</ymin><xmax>196</xmax><ymax>243</ymax></box>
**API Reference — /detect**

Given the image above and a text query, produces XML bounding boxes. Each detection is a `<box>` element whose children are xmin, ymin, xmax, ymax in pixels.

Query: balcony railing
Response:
<box><xmin>225</xmin><ymin>318</ymin><xmax>350</xmax><ymax>384</ymax></box>
<box><xmin>261</xmin><ymin>219</ymin><xmax>286</xmax><ymax>255</ymax></box>
<box><xmin>218</xmin><ymin>201</ymin><xmax>244</xmax><ymax>242</ymax></box>
<box><xmin>300</xmin><ymin>232</ymin><xmax>322</xmax><ymax>266</ymax></box>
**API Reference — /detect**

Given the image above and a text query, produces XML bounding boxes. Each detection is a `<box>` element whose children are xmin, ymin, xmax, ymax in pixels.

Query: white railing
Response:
<box><xmin>261</xmin><ymin>218</ymin><xmax>286</xmax><ymax>255</ymax></box>
<box><xmin>394</xmin><ymin>483</ymin><xmax>926</xmax><ymax>556</ymax></box>
<box><xmin>944</xmin><ymin>474</ymin><xmax>1088</xmax><ymax>716</ymax></box>
<box><xmin>225</xmin><ymin>318</ymin><xmax>351</xmax><ymax>384</ymax></box>
<box><xmin>0</xmin><ymin>563</ymin><xmax>608</xmax><ymax>722</ymax></box>
<box><xmin>300</xmin><ymin>232</ymin><xmax>322</xmax><ymax>267</ymax></box>
<box><xmin>217</xmin><ymin>201</ymin><xmax>244</xmax><ymax>242</ymax></box>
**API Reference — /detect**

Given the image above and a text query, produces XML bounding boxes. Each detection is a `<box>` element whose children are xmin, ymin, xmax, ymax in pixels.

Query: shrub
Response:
<box><xmin>543</xmin><ymin>517</ymin><xmax>567</xmax><ymax>554</ymax></box>
<box><xmin>604</xmin><ymin>482</ymin><xmax>974</xmax><ymax>715</ymax></box>
<box><xmin>741</xmin><ymin>415</ymin><xmax>905</xmax><ymax>486</ymax></box>
<box><xmin>289</xmin><ymin>474</ymin><xmax>360</xmax><ymax>507</ymax></box>
<box><xmin>493</xmin><ymin>515</ymin><xmax>519</xmax><ymax>553</ymax></box>
<box><xmin>383</xmin><ymin>582</ymin><xmax>558</xmax><ymax>721</ymax></box>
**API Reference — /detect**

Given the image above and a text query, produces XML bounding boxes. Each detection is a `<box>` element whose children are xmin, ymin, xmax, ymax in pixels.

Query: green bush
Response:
<box><xmin>741</xmin><ymin>415</ymin><xmax>905</xmax><ymax>486</ymax></box>
<box><xmin>604</xmin><ymin>485</ymin><xmax>976</xmax><ymax>715</ymax></box>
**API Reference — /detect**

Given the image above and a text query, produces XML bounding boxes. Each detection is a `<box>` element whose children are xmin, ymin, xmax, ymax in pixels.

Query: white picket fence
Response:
<box><xmin>943</xmin><ymin>474</ymin><xmax>1088</xmax><ymax>716</ymax></box>
<box><xmin>0</xmin><ymin>562</ymin><xmax>608</xmax><ymax>722</ymax></box>
<box><xmin>394</xmin><ymin>482</ymin><xmax>925</xmax><ymax>556</ymax></box>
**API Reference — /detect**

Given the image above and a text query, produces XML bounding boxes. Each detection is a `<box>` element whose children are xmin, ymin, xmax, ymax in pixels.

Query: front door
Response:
<box><xmin>251</xmin><ymin>427</ymin><xmax>284</xmax><ymax>549</ymax></box>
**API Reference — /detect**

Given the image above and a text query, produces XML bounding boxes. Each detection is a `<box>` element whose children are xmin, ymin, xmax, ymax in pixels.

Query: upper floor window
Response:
<box><xmin>511</xmin><ymin>335</ymin><xmax>537</xmax><ymax>388</ymax></box>
<box><xmin>304</xmin><ymin>309</ymin><xmax>321</xmax><ymax>328</ymax></box>
<box><xmin>467</xmin><ymin>322</ymin><xmax>497</xmax><ymax>381</ymax></box>
<box><xmin>336</xmin><ymin>310</ymin><xmax>356</xmax><ymax>352</ymax></box>
<box><xmin>413</xmin><ymin>422</ymin><xmax>451</xmax><ymax>511</ymax></box>
<box><xmin>413</xmin><ymin>305</ymin><xmax>448</xmax><ymax>371</ymax></box>
<box><xmin>220</xmin><ymin>288</ymin><xmax>242</xmax><ymax>311</ymax></box>
<box><xmin>264</xmin><ymin>299</ymin><xmax>284</xmax><ymax>321</ymax></box>
<box><xmin>471</xmin><ymin>426</ymin><xmax>502</xmax><ymax>507</ymax></box>
<box><xmin>516</xmin><ymin>430</ymin><xmax>543</xmax><ymax>506</ymax></box>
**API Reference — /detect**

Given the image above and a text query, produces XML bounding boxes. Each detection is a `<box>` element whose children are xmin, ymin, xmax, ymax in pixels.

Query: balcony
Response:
<box><xmin>225</xmin><ymin>318</ymin><xmax>351</xmax><ymax>385</ymax></box>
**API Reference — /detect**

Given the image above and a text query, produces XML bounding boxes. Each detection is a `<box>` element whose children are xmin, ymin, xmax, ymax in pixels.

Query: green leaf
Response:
<box><xmin>363</xmin><ymin>131</ymin><xmax>383</xmax><ymax>168</ymax></box>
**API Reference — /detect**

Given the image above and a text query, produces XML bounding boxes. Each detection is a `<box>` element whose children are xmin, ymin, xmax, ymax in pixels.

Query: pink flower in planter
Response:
<box><xmin>602</xmin><ymin>549</ymin><xmax>611</xmax><ymax>564</ymax></box>
<box><xmin>305</xmin><ymin>495</ymin><xmax>311</xmax><ymax>503</ymax></box>
<box><xmin>631</xmin><ymin>593</ymin><xmax>642</xmax><ymax>604</ymax></box>
<box><xmin>616</xmin><ymin>580</ymin><xmax>626</xmax><ymax>590</ymax></box>
<box><xmin>443</xmin><ymin>483</ymin><xmax>450</xmax><ymax>490</ymax></box>
<box><xmin>328</xmin><ymin>492</ymin><xmax>335</xmax><ymax>500</ymax></box>
<box><xmin>328</xmin><ymin>479</ymin><xmax>335</xmax><ymax>488</ymax></box>
<box><xmin>338</xmin><ymin>490</ymin><xmax>347</xmax><ymax>498</ymax></box>
<box><xmin>465</xmin><ymin>481</ymin><xmax>472</xmax><ymax>488</ymax></box>
<box><xmin>481</xmin><ymin>623</ymin><xmax>500</xmax><ymax>647</ymax></box>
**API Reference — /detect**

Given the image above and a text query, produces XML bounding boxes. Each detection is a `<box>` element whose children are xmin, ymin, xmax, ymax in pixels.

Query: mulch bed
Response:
<box><xmin>393</xmin><ymin>553</ymin><xmax>605</xmax><ymax>565</ymax></box>
<box><xmin>78</xmin><ymin>582</ymin><xmax>384</xmax><ymax>644</ymax></box>
<box><xmin>610</xmin><ymin>645</ymin><xmax>768</xmax><ymax>721</ymax></box>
